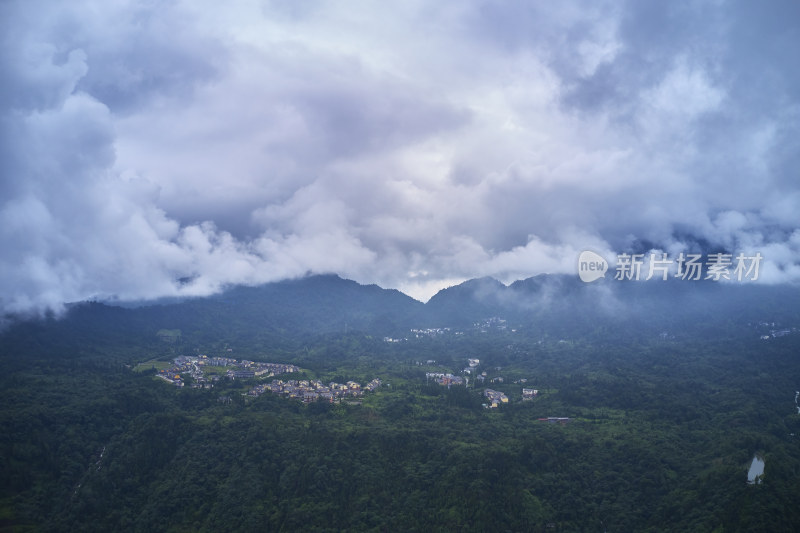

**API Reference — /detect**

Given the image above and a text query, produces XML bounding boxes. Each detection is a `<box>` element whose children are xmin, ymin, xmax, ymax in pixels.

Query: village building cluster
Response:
<box><xmin>754</xmin><ymin>321</ymin><xmax>797</xmax><ymax>340</ymax></box>
<box><xmin>475</xmin><ymin>317</ymin><xmax>507</xmax><ymax>330</ymax></box>
<box><xmin>152</xmin><ymin>355</ymin><xmax>384</xmax><ymax>405</ymax></box>
<box><xmin>422</xmin><ymin>357</ymin><xmax>546</xmax><ymax>409</ymax></box>
<box><xmin>249</xmin><ymin>378</ymin><xmax>382</xmax><ymax>403</ymax></box>
<box><xmin>155</xmin><ymin>355</ymin><xmax>299</xmax><ymax>387</ymax></box>
<box><xmin>483</xmin><ymin>388</ymin><xmax>508</xmax><ymax>408</ymax></box>
<box><xmin>522</xmin><ymin>388</ymin><xmax>539</xmax><ymax>400</ymax></box>
<box><xmin>759</xmin><ymin>327</ymin><xmax>795</xmax><ymax>340</ymax></box>
<box><xmin>426</xmin><ymin>372</ymin><xmax>464</xmax><ymax>387</ymax></box>
<box><xmin>538</xmin><ymin>417</ymin><xmax>570</xmax><ymax>424</ymax></box>
<box><xmin>411</xmin><ymin>327</ymin><xmax>451</xmax><ymax>338</ymax></box>
<box><xmin>385</xmin><ymin>318</ymin><xmax>516</xmax><ymax>344</ymax></box>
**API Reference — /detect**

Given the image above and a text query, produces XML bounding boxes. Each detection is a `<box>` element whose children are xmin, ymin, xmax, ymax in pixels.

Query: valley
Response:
<box><xmin>2</xmin><ymin>274</ymin><xmax>800</xmax><ymax>531</ymax></box>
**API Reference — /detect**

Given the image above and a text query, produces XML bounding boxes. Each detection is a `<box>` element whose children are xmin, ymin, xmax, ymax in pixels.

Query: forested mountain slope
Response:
<box><xmin>2</xmin><ymin>274</ymin><xmax>800</xmax><ymax>531</ymax></box>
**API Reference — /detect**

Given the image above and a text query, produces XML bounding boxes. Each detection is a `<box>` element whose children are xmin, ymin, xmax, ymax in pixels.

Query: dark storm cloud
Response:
<box><xmin>1</xmin><ymin>0</ymin><xmax>798</xmax><ymax>312</ymax></box>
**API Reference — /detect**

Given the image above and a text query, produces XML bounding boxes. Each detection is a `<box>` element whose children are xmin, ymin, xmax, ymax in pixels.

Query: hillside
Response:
<box><xmin>2</xmin><ymin>274</ymin><xmax>800</xmax><ymax>531</ymax></box>
<box><xmin>3</xmin><ymin>273</ymin><xmax>799</xmax><ymax>362</ymax></box>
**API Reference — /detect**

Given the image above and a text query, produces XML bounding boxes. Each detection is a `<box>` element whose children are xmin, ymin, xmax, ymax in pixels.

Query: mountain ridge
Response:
<box><xmin>2</xmin><ymin>273</ymin><xmax>799</xmax><ymax>361</ymax></box>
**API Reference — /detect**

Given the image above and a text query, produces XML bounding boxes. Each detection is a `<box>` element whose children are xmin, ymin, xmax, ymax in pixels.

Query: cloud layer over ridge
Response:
<box><xmin>2</xmin><ymin>0</ymin><xmax>799</xmax><ymax>312</ymax></box>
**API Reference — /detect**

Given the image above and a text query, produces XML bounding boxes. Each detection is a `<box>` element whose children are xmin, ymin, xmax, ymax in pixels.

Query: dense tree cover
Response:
<box><xmin>2</xmin><ymin>328</ymin><xmax>800</xmax><ymax>531</ymax></box>
<box><xmin>2</xmin><ymin>276</ymin><xmax>800</xmax><ymax>531</ymax></box>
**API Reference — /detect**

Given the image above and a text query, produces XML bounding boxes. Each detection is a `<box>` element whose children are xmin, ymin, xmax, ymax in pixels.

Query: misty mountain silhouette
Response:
<box><xmin>2</xmin><ymin>274</ymin><xmax>798</xmax><ymax>359</ymax></box>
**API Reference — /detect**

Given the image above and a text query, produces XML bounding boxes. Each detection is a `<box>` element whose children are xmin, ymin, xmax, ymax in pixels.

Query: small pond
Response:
<box><xmin>747</xmin><ymin>455</ymin><xmax>765</xmax><ymax>484</ymax></box>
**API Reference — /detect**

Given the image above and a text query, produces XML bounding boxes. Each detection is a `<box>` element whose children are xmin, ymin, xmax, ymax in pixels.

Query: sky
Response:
<box><xmin>1</xmin><ymin>0</ymin><xmax>799</xmax><ymax>313</ymax></box>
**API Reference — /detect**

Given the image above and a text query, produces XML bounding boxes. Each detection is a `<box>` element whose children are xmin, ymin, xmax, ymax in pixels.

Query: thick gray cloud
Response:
<box><xmin>1</xmin><ymin>0</ymin><xmax>798</xmax><ymax>312</ymax></box>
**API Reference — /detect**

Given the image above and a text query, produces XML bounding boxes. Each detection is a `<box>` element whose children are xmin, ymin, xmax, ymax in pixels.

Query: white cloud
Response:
<box><xmin>1</xmin><ymin>0</ymin><xmax>799</xmax><ymax>314</ymax></box>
